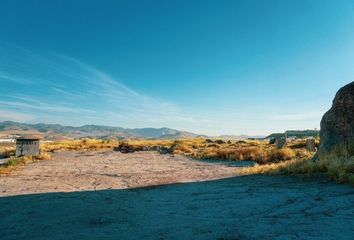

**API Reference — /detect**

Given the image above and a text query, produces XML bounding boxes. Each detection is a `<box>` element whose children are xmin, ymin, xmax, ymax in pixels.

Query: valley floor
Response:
<box><xmin>0</xmin><ymin>151</ymin><xmax>353</xmax><ymax>239</ymax></box>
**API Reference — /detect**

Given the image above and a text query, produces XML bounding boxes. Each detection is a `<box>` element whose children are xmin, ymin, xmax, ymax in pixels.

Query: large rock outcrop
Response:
<box><xmin>317</xmin><ymin>81</ymin><xmax>354</xmax><ymax>160</ymax></box>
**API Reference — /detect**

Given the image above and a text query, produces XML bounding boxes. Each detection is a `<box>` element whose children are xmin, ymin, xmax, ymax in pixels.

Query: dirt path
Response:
<box><xmin>0</xmin><ymin>151</ymin><xmax>353</xmax><ymax>239</ymax></box>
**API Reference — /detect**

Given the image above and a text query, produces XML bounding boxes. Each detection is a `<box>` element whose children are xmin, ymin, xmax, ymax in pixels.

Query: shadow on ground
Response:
<box><xmin>0</xmin><ymin>175</ymin><xmax>353</xmax><ymax>240</ymax></box>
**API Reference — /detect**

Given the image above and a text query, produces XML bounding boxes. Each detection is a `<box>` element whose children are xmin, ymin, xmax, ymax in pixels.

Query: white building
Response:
<box><xmin>0</xmin><ymin>138</ymin><xmax>16</xmax><ymax>143</ymax></box>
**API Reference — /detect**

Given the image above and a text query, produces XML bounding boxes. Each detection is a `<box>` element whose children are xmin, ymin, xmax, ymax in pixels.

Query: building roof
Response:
<box><xmin>16</xmin><ymin>135</ymin><xmax>42</xmax><ymax>140</ymax></box>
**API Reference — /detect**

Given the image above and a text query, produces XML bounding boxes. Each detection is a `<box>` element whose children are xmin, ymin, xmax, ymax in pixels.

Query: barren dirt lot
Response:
<box><xmin>0</xmin><ymin>150</ymin><xmax>249</xmax><ymax>196</ymax></box>
<box><xmin>0</xmin><ymin>150</ymin><xmax>353</xmax><ymax>240</ymax></box>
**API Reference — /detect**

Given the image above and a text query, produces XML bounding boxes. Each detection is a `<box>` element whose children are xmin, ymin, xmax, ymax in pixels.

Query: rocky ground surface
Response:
<box><xmin>0</xmin><ymin>150</ymin><xmax>353</xmax><ymax>239</ymax></box>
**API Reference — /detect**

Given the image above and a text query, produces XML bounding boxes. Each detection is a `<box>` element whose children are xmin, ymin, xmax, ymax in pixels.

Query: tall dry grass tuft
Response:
<box><xmin>198</xmin><ymin>146</ymin><xmax>298</xmax><ymax>164</ymax></box>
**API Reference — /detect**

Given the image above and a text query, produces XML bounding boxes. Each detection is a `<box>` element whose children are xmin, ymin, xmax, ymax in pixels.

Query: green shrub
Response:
<box><xmin>7</xmin><ymin>156</ymin><xmax>23</xmax><ymax>166</ymax></box>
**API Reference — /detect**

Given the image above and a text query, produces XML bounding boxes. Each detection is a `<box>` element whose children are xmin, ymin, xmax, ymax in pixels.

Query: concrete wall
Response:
<box><xmin>16</xmin><ymin>140</ymin><xmax>40</xmax><ymax>157</ymax></box>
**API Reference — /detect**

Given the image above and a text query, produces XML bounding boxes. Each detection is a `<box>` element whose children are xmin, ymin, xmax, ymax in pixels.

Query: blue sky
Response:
<box><xmin>0</xmin><ymin>0</ymin><xmax>354</xmax><ymax>135</ymax></box>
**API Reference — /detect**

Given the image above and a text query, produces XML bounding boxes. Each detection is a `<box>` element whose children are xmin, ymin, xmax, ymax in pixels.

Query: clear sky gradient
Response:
<box><xmin>1</xmin><ymin>0</ymin><xmax>354</xmax><ymax>135</ymax></box>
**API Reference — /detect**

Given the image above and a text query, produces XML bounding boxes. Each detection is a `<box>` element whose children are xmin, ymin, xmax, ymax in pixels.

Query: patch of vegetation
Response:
<box><xmin>287</xmin><ymin>139</ymin><xmax>319</xmax><ymax>150</ymax></box>
<box><xmin>242</xmin><ymin>155</ymin><xmax>354</xmax><ymax>186</ymax></box>
<box><xmin>0</xmin><ymin>139</ymin><xmax>117</xmax><ymax>175</ymax></box>
<box><xmin>0</xmin><ymin>153</ymin><xmax>52</xmax><ymax>175</ymax></box>
<box><xmin>41</xmin><ymin>139</ymin><xmax>118</xmax><ymax>152</ymax></box>
<box><xmin>114</xmin><ymin>138</ymin><xmax>311</xmax><ymax>165</ymax></box>
<box><xmin>6</xmin><ymin>156</ymin><xmax>27</xmax><ymax>166</ymax></box>
<box><xmin>4</xmin><ymin>137</ymin><xmax>352</xmax><ymax>186</ymax></box>
<box><xmin>0</xmin><ymin>143</ymin><xmax>16</xmax><ymax>158</ymax></box>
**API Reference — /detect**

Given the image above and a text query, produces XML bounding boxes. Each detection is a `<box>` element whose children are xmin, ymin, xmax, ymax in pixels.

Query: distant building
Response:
<box><xmin>0</xmin><ymin>138</ymin><xmax>16</xmax><ymax>143</ymax></box>
<box><xmin>0</xmin><ymin>135</ymin><xmax>21</xmax><ymax>143</ymax></box>
<box><xmin>16</xmin><ymin>136</ymin><xmax>41</xmax><ymax>157</ymax></box>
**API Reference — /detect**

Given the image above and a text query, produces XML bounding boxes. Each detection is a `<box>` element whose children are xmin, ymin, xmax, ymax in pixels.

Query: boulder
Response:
<box><xmin>317</xmin><ymin>81</ymin><xmax>354</xmax><ymax>160</ymax></box>
<box><xmin>275</xmin><ymin>137</ymin><xmax>286</xmax><ymax>149</ymax></box>
<box><xmin>306</xmin><ymin>138</ymin><xmax>316</xmax><ymax>152</ymax></box>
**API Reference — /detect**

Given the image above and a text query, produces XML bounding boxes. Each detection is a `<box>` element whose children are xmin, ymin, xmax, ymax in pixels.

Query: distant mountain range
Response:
<box><xmin>1</xmin><ymin>121</ymin><xmax>295</xmax><ymax>141</ymax></box>
<box><xmin>0</xmin><ymin>121</ymin><xmax>206</xmax><ymax>140</ymax></box>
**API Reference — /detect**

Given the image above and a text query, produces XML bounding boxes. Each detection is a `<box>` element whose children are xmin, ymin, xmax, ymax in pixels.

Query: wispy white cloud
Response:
<box><xmin>0</xmin><ymin>45</ymin><xmax>206</xmax><ymax>128</ymax></box>
<box><xmin>0</xmin><ymin>99</ymin><xmax>96</xmax><ymax>114</ymax></box>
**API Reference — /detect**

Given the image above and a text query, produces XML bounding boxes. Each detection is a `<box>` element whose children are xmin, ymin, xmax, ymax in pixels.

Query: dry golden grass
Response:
<box><xmin>0</xmin><ymin>144</ymin><xmax>15</xmax><ymax>158</ymax></box>
<box><xmin>241</xmin><ymin>154</ymin><xmax>354</xmax><ymax>186</ymax></box>
<box><xmin>115</xmin><ymin>138</ymin><xmax>309</xmax><ymax>165</ymax></box>
<box><xmin>287</xmin><ymin>138</ymin><xmax>319</xmax><ymax>149</ymax></box>
<box><xmin>41</xmin><ymin>139</ymin><xmax>119</xmax><ymax>152</ymax></box>
<box><xmin>241</xmin><ymin>158</ymin><xmax>309</xmax><ymax>175</ymax></box>
<box><xmin>0</xmin><ymin>138</ymin><xmax>309</xmax><ymax>166</ymax></box>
